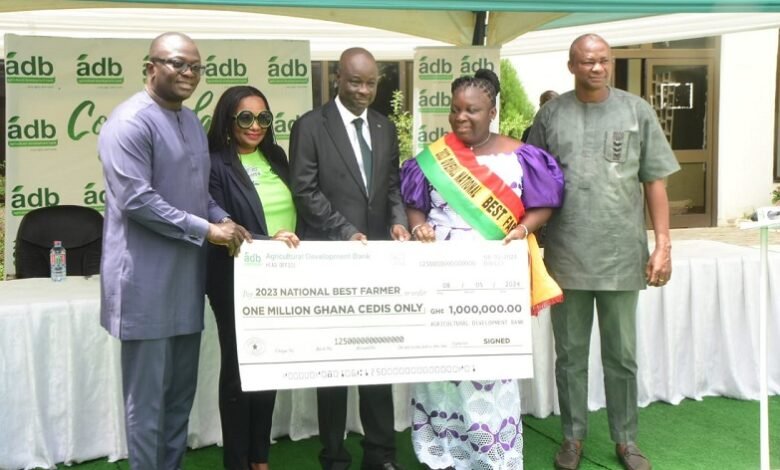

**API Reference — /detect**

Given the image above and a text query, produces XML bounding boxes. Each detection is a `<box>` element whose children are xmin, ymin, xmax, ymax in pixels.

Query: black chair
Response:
<box><xmin>14</xmin><ymin>205</ymin><xmax>103</xmax><ymax>278</ymax></box>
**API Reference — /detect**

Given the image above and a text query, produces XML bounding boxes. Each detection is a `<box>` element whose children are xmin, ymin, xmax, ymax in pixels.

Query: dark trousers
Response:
<box><xmin>121</xmin><ymin>332</ymin><xmax>202</xmax><ymax>470</ymax></box>
<box><xmin>551</xmin><ymin>289</ymin><xmax>640</xmax><ymax>444</ymax></box>
<box><xmin>211</xmin><ymin>294</ymin><xmax>276</xmax><ymax>469</ymax></box>
<box><xmin>317</xmin><ymin>384</ymin><xmax>396</xmax><ymax>470</ymax></box>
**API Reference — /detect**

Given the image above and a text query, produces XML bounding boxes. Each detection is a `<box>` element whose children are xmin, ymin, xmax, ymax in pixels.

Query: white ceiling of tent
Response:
<box><xmin>0</xmin><ymin>8</ymin><xmax>777</xmax><ymax>59</ymax></box>
<box><xmin>0</xmin><ymin>8</ymin><xmax>449</xmax><ymax>60</ymax></box>
<box><xmin>0</xmin><ymin>2</ymin><xmax>569</xmax><ymax>47</ymax></box>
<box><xmin>504</xmin><ymin>12</ymin><xmax>780</xmax><ymax>55</ymax></box>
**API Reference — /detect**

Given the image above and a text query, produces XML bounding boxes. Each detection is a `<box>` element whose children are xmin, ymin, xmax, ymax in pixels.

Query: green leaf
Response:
<box><xmin>9</xmin><ymin>116</ymin><xmax>19</xmax><ymax>124</ymax></box>
<box><xmin>78</xmin><ymin>54</ymin><xmax>88</xmax><ymax>61</ymax></box>
<box><xmin>499</xmin><ymin>59</ymin><xmax>536</xmax><ymax>140</ymax></box>
<box><xmin>207</xmin><ymin>55</ymin><xmax>217</xmax><ymax>62</ymax></box>
<box><xmin>389</xmin><ymin>89</ymin><xmax>413</xmax><ymax>164</ymax></box>
<box><xmin>269</xmin><ymin>56</ymin><xmax>278</xmax><ymax>63</ymax></box>
<box><xmin>13</xmin><ymin>185</ymin><xmax>23</xmax><ymax>193</ymax></box>
<box><xmin>85</xmin><ymin>182</ymin><xmax>95</xmax><ymax>189</ymax></box>
<box><xmin>7</xmin><ymin>52</ymin><xmax>16</xmax><ymax>59</ymax></box>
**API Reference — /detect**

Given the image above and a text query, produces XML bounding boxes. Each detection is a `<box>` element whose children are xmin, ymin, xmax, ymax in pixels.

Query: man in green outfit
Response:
<box><xmin>527</xmin><ymin>34</ymin><xmax>679</xmax><ymax>470</ymax></box>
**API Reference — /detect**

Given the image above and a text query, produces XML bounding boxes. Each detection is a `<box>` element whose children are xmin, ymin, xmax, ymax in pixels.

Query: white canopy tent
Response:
<box><xmin>0</xmin><ymin>8</ymin><xmax>777</xmax><ymax>58</ymax></box>
<box><xmin>0</xmin><ymin>0</ymin><xmax>657</xmax><ymax>47</ymax></box>
<box><xmin>0</xmin><ymin>7</ymin><xmax>449</xmax><ymax>60</ymax></box>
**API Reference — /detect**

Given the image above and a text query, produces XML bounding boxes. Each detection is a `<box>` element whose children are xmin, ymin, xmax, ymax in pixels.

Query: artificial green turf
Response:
<box><xmin>49</xmin><ymin>396</ymin><xmax>779</xmax><ymax>469</ymax></box>
<box><xmin>524</xmin><ymin>396</ymin><xmax>780</xmax><ymax>470</ymax></box>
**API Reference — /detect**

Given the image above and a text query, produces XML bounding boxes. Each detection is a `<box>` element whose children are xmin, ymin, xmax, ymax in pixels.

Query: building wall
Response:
<box><xmin>509</xmin><ymin>51</ymin><xmax>572</xmax><ymax>112</ymax></box>
<box><xmin>510</xmin><ymin>27</ymin><xmax>780</xmax><ymax>226</ymax></box>
<box><xmin>718</xmin><ymin>28</ymin><xmax>778</xmax><ymax>224</ymax></box>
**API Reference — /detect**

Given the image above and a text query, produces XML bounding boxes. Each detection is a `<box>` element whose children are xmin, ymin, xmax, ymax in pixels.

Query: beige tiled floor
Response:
<box><xmin>664</xmin><ymin>226</ymin><xmax>780</xmax><ymax>247</ymax></box>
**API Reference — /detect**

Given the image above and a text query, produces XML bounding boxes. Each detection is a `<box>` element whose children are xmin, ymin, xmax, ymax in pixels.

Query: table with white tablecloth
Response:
<box><xmin>2</xmin><ymin>240</ymin><xmax>778</xmax><ymax>469</ymax></box>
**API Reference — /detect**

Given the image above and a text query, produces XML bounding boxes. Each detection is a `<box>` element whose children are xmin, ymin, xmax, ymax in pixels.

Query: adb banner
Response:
<box><xmin>412</xmin><ymin>47</ymin><xmax>500</xmax><ymax>156</ymax></box>
<box><xmin>3</xmin><ymin>34</ymin><xmax>312</xmax><ymax>277</ymax></box>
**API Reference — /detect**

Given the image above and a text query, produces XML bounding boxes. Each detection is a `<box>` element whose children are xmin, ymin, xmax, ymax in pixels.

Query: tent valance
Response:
<box><xmin>1</xmin><ymin>0</ymin><xmax>779</xmax><ymax>46</ymax></box>
<box><xmin>93</xmin><ymin>0</ymin><xmax>780</xmax><ymax>13</ymax></box>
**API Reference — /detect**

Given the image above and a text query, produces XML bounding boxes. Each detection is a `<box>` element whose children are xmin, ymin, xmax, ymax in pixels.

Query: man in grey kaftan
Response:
<box><xmin>528</xmin><ymin>34</ymin><xmax>679</xmax><ymax>470</ymax></box>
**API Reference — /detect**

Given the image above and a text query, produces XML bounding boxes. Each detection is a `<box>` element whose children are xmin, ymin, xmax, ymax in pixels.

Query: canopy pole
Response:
<box><xmin>739</xmin><ymin>217</ymin><xmax>778</xmax><ymax>470</ymax></box>
<box><xmin>472</xmin><ymin>11</ymin><xmax>487</xmax><ymax>46</ymax></box>
<box><xmin>759</xmin><ymin>225</ymin><xmax>769</xmax><ymax>470</ymax></box>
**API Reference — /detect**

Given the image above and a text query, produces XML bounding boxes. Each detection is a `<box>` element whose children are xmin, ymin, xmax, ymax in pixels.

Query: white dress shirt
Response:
<box><xmin>335</xmin><ymin>95</ymin><xmax>372</xmax><ymax>188</ymax></box>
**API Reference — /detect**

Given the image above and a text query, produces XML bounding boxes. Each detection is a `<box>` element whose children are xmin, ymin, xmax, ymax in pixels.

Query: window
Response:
<box><xmin>310</xmin><ymin>60</ymin><xmax>411</xmax><ymax>117</ymax></box>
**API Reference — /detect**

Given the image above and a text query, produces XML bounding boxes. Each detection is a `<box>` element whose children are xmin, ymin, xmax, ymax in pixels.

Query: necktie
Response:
<box><xmin>352</xmin><ymin>118</ymin><xmax>373</xmax><ymax>192</ymax></box>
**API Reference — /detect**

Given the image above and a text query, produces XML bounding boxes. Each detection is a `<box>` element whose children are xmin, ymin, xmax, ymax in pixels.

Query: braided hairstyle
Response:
<box><xmin>451</xmin><ymin>68</ymin><xmax>500</xmax><ymax>107</ymax></box>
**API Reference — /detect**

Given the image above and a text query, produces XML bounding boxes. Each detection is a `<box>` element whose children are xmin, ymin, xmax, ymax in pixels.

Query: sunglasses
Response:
<box><xmin>233</xmin><ymin>110</ymin><xmax>273</xmax><ymax>129</ymax></box>
<box><xmin>149</xmin><ymin>57</ymin><xmax>206</xmax><ymax>75</ymax></box>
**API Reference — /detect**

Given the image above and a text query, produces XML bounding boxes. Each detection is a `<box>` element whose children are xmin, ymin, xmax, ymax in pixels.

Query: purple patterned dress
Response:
<box><xmin>400</xmin><ymin>143</ymin><xmax>563</xmax><ymax>470</ymax></box>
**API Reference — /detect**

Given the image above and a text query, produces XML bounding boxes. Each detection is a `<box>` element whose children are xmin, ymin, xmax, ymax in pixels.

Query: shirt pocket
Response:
<box><xmin>602</xmin><ymin>130</ymin><xmax>636</xmax><ymax>164</ymax></box>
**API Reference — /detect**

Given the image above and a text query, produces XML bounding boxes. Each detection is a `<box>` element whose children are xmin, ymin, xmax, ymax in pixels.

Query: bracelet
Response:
<box><xmin>517</xmin><ymin>224</ymin><xmax>529</xmax><ymax>238</ymax></box>
<box><xmin>410</xmin><ymin>224</ymin><xmax>424</xmax><ymax>236</ymax></box>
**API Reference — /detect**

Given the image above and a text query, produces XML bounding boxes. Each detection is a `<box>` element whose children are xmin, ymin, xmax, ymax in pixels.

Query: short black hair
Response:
<box><xmin>540</xmin><ymin>90</ymin><xmax>559</xmax><ymax>106</ymax></box>
<box><xmin>569</xmin><ymin>33</ymin><xmax>609</xmax><ymax>61</ymax></box>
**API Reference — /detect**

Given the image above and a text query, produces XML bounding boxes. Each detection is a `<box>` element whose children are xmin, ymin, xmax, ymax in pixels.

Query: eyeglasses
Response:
<box><xmin>233</xmin><ymin>110</ymin><xmax>273</xmax><ymax>129</ymax></box>
<box><xmin>149</xmin><ymin>58</ymin><xmax>207</xmax><ymax>75</ymax></box>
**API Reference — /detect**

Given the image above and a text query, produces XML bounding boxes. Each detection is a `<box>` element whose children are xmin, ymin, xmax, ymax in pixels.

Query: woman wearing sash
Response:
<box><xmin>400</xmin><ymin>69</ymin><xmax>564</xmax><ymax>469</ymax></box>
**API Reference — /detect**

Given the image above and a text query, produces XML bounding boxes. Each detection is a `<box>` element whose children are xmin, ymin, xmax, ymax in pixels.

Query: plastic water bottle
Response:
<box><xmin>50</xmin><ymin>240</ymin><xmax>67</xmax><ymax>282</ymax></box>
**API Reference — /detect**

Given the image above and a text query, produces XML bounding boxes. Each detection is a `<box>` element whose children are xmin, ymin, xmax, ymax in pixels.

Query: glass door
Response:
<box><xmin>645</xmin><ymin>59</ymin><xmax>715</xmax><ymax>227</ymax></box>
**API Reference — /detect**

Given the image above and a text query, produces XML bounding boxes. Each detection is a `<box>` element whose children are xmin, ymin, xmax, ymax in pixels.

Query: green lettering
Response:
<box><xmin>68</xmin><ymin>100</ymin><xmax>95</xmax><ymax>141</ymax></box>
<box><xmin>76</xmin><ymin>62</ymin><xmax>89</xmax><ymax>77</ymax></box>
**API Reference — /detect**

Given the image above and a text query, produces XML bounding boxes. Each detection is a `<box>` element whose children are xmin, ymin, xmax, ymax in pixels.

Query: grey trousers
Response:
<box><xmin>121</xmin><ymin>332</ymin><xmax>202</xmax><ymax>470</ymax></box>
<box><xmin>551</xmin><ymin>289</ymin><xmax>639</xmax><ymax>444</ymax></box>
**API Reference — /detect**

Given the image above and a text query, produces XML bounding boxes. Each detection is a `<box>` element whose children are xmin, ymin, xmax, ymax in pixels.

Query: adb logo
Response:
<box><xmin>5</xmin><ymin>52</ymin><xmax>55</xmax><ymax>84</ymax></box>
<box><xmin>83</xmin><ymin>182</ymin><xmax>106</xmax><ymax>212</ymax></box>
<box><xmin>7</xmin><ymin>116</ymin><xmax>58</xmax><ymax>148</ymax></box>
<box><xmin>10</xmin><ymin>185</ymin><xmax>60</xmax><ymax>216</ymax></box>
<box><xmin>418</xmin><ymin>56</ymin><xmax>453</xmax><ymax>81</ymax></box>
<box><xmin>273</xmin><ymin>112</ymin><xmax>299</xmax><ymax>140</ymax></box>
<box><xmin>460</xmin><ymin>55</ymin><xmax>496</xmax><ymax>74</ymax></box>
<box><xmin>141</xmin><ymin>54</ymin><xmax>150</xmax><ymax>82</ymax></box>
<box><xmin>76</xmin><ymin>54</ymin><xmax>124</xmax><ymax>85</ymax></box>
<box><xmin>204</xmin><ymin>55</ymin><xmax>248</xmax><ymax>85</ymax></box>
<box><xmin>243</xmin><ymin>252</ymin><xmax>263</xmax><ymax>266</ymax></box>
<box><xmin>267</xmin><ymin>56</ymin><xmax>309</xmax><ymax>85</ymax></box>
<box><xmin>417</xmin><ymin>124</ymin><xmax>447</xmax><ymax>147</ymax></box>
<box><xmin>417</xmin><ymin>89</ymin><xmax>451</xmax><ymax>114</ymax></box>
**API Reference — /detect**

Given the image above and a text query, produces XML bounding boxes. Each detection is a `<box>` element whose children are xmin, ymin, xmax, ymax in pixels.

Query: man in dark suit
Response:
<box><xmin>289</xmin><ymin>47</ymin><xmax>409</xmax><ymax>470</ymax></box>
